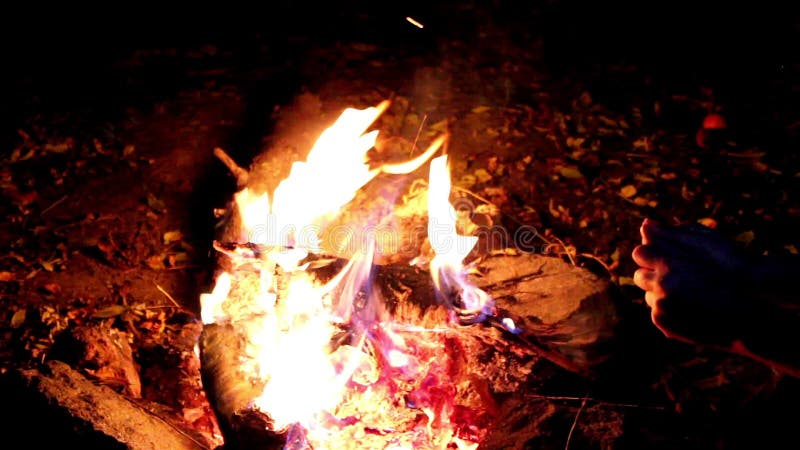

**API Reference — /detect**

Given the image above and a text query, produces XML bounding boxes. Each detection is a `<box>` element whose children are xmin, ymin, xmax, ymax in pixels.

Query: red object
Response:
<box><xmin>702</xmin><ymin>113</ymin><xmax>727</xmax><ymax>130</ymax></box>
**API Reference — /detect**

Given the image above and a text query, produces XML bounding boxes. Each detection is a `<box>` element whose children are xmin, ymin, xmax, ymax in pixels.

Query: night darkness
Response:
<box><xmin>1</xmin><ymin>1</ymin><xmax>799</xmax><ymax>449</ymax></box>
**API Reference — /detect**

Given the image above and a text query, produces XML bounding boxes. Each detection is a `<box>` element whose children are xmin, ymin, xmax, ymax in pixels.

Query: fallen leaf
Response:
<box><xmin>146</xmin><ymin>254</ymin><xmax>167</xmax><ymax>270</ymax></box>
<box><xmin>620</xmin><ymin>185</ymin><xmax>637</xmax><ymax>198</ymax></box>
<box><xmin>163</xmin><ymin>230</ymin><xmax>183</xmax><ymax>244</ymax></box>
<box><xmin>10</xmin><ymin>309</ymin><xmax>26</xmax><ymax>328</ymax></box>
<box><xmin>697</xmin><ymin>218</ymin><xmax>718</xmax><ymax>229</ymax></box>
<box><xmin>458</xmin><ymin>174</ymin><xmax>477</xmax><ymax>188</ymax></box>
<box><xmin>618</xmin><ymin>276</ymin><xmax>636</xmax><ymax>286</ymax></box>
<box><xmin>548</xmin><ymin>198</ymin><xmax>560</xmax><ymax>218</ymax></box>
<box><xmin>785</xmin><ymin>245</ymin><xmax>798</xmax><ymax>255</ymax></box>
<box><xmin>474</xmin><ymin>168</ymin><xmax>492</xmax><ymax>183</ymax></box>
<box><xmin>661</xmin><ymin>172</ymin><xmax>678</xmax><ymax>180</ymax></box>
<box><xmin>559</xmin><ymin>166</ymin><xmax>583</xmax><ymax>179</ymax></box>
<box><xmin>146</xmin><ymin>193</ymin><xmax>167</xmax><ymax>213</ymax></box>
<box><xmin>43</xmin><ymin>141</ymin><xmax>71</xmax><ymax>154</ymax></box>
<box><xmin>42</xmin><ymin>283</ymin><xmax>62</xmax><ymax>295</ymax></box>
<box><xmin>471</xmin><ymin>106</ymin><xmax>491</xmax><ymax>114</ymax></box>
<box><xmin>93</xmin><ymin>304</ymin><xmax>129</xmax><ymax>318</ymax></box>
<box><xmin>40</xmin><ymin>259</ymin><xmax>60</xmax><ymax>272</ymax></box>
<box><xmin>566</xmin><ymin>136</ymin><xmax>585</xmax><ymax>148</ymax></box>
<box><xmin>0</xmin><ymin>271</ymin><xmax>14</xmax><ymax>282</ymax></box>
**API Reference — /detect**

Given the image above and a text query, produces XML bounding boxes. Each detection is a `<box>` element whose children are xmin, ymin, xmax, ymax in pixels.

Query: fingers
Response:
<box><xmin>632</xmin><ymin>244</ymin><xmax>662</xmax><ymax>269</ymax></box>
<box><xmin>640</xmin><ymin>218</ymin><xmax>652</xmax><ymax>246</ymax></box>
<box><xmin>634</xmin><ymin>268</ymin><xmax>657</xmax><ymax>292</ymax></box>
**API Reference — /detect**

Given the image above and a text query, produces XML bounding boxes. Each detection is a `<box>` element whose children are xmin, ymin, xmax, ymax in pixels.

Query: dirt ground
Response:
<box><xmin>1</xmin><ymin>2</ymin><xmax>799</xmax><ymax>449</ymax></box>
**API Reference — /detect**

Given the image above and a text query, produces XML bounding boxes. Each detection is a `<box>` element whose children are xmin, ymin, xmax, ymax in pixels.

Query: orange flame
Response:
<box><xmin>427</xmin><ymin>155</ymin><xmax>494</xmax><ymax>323</ymax></box>
<box><xmin>201</xmin><ymin>101</ymin><xmax>490</xmax><ymax>449</ymax></box>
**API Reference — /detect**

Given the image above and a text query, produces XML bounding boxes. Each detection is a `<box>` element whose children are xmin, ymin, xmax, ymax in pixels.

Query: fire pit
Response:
<box><xmin>198</xmin><ymin>99</ymin><xmax>618</xmax><ymax>449</ymax></box>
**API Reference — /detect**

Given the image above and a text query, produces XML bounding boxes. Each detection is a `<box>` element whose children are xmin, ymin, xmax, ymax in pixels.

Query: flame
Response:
<box><xmin>201</xmin><ymin>101</ymin><xmax>491</xmax><ymax>449</ymax></box>
<box><xmin>427</xmin><ymin>155</ymin><xmax>494</xmax><ymax>323</ymax></box>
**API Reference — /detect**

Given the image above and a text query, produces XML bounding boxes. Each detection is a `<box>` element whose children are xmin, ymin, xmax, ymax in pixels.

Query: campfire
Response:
<box><xmin>199</xmin><ymin>100</ymin><xmax>507</xmax><ymax>449</ymax></box>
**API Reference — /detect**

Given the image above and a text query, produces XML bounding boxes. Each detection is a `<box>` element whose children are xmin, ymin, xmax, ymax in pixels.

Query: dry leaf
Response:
<box><xmin>0</xmin><ymin>271</ymin><xmax>14</xmax><ymax>282</ymax></box>
<box><xmin>40</xmin><ymin>259</ymin><xmax>59</xmax><ymax>272</ymax></box>
<box><xmin>10</xmin><ymin>309</ymin><xmax>26</xmax><ymax>328</ymax></box>
<box><xmin>559</xmin><ymin>166</ymin><xmax>583</xmax><ymax>179</ymax></box>
<box><xmin>661</xmin><ymin>172</ymin><xmax>677</xmax><ymax>180</ymax></box>
<box><xmin>566</xmin><ymin>136</ymin><xmax>585</xmax><ymax>148</ymax></box>
<box><xmin>458</xmin><ymin>174</ymin><xmax>477</xmax><ymax>188</ymax></box>
<box><xmin>163</xmin><ymin>230</ymin><xmax>183</xmax><ymax>244</ymax></box>
<box><xmin>146</xmin><ymin>255</ymin><xmax>166</xmax><ymax>270</ymax></box>
<box><xmin>697</xmin><ymin>218</ymin><xmax>718</xmax><ymax>229</ymax></box>
<box><xmin>42</xmin><ymin>283</ymin><xmax>62</xmax><ymax>295</ymax></box>
<box><xmin>474</xmin><ymin>168</ymin><xmax>492</xmax><ymax>183</ymax></box>
<box><xmin>620</xmin><ymin>185</ymin><xmax>637</xmax><ymax>198</ymax></box>
<box><xmin>146</xmin><ymin>193</ymin><xmax>166</xmax><ymax>213</ymax></box>
<box><xmin>618</xmin><ymin>276</ymin><xmax>636</xmax><ymax>286</ymax></box>
<box><xmin>93</xmin><ymin>304</ymin><xmax>129</xmax><ymax>318</ymax></box>
<box><xmin>471</xmin><ymin>106</ymin><xmax>491</xmax><ymax>114</ymax></box>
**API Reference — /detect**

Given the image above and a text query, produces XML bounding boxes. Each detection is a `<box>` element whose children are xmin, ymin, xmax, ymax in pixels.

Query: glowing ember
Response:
<box><xmin>201</xmin><ymin>101</ymin><xmax>493</xmax><ymax>449</ymax></box>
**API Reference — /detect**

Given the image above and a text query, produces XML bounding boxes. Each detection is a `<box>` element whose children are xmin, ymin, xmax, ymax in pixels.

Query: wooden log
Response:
<box><xmin>0</xmin><ymin>360</ymin><xmax>208</xmax><ymax>450</ymax></box>
<box><xmin>472</xmin><ymin>252</ymin><xmax>620</xmax><ymax>371</ymax></box>
<box><xmin>199</xmin><ymin>323</ymin><xmax>284</xmax><ymax>450</ymax></box>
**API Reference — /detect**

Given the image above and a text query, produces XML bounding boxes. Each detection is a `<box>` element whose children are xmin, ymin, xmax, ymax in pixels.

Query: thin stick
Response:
<box><xmin>213</xmin><ymin>147</ymin><xmax>249</xmax><ymax>186</ymax></box>
<box><xmin>524</xmin><ymin>393</ymin><xmax>665</xmax><ymax>410</ymax></box>
<box><xmin>565</xmin><ymin>393</ymin><xmax>589</xmax><ymax>450</ymax></box>
<box><xmin>154</xmin><ymin>283</ymin><xmax>181</xmax><ymax>308</ymax></box>
<box><xmin>577</xmin><ymin>252</ymin><xmax>614</xmax><ymax>277</ymax></box>
<box><xmin>409</xmin><ymin>113</ymin><xmax>428</xmax><ymax>156</ymax></box>
<box><xmin>41</xmin><ymin>195</ymin><xmax>67</xmax><ymax>216</ymax></box>
<box><xmin>552</xmin><ymin>236</ymin><xmax>576</xmax><ymax>266</ymax></box>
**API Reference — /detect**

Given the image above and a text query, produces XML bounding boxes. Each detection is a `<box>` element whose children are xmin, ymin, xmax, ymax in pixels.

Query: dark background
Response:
<box><xmin>1</xmin><ymin>1</ymin><xmax>797</xmax><ymax>108</ymax></box>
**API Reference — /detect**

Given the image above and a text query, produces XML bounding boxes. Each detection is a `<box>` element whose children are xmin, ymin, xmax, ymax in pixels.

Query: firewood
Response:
<box><xmin>0</xmin><ymin>361</ymin><xmax>207</xmax><ymax>450</ymax></box>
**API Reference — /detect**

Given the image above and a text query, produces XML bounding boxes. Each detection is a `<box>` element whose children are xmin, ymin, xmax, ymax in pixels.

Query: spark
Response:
<box><xmin>406</xmin><ymin>16</ymin><xmax>424</xmax><ymax>29</ymax></box>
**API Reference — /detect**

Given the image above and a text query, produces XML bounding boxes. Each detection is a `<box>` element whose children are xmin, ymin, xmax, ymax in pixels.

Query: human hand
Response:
<box><xmin>631</xmin><ymin>219</ymin><xmax>756</xmax><ymax>347</ymax></box>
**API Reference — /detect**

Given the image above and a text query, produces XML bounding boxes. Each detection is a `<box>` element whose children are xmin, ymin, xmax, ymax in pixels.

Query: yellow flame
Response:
<box><xmin>270</xmin><ymin>101</ymin><xmax>389</xmax><ymax>245</ymax></box>
<box><xmin>199</xmin><ymin>101</ymin><xmax>485</xmax><ymax>449</ymax></box>
<box><xmin>200</xmin><ymin>272</ymin><xmax>231</xmax><ymax>324</ymax></box>
<box><xmin>427</xmin><ymin>155</ymin><xmax>478</xmax><ymax>264</ymax></box>
<box><xmin>427</xmin><ymin>155</ymin><xmax>494</xmax><ymax>319</ymax></box>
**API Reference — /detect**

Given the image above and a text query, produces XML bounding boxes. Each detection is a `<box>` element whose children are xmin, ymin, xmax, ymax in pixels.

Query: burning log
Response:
<box><xmin>200</xmin><ymin>323</ymin><xmax>284</xmax><ymax>450</ymax></box>
<box><xmin>200</xmin><ymin>253</ymin><xmax>618</xmax><ymax>448</ymax></box>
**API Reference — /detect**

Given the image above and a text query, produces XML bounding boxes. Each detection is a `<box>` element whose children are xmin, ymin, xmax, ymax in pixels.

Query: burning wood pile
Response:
<box><xmin>199</xmin><ymin>99</ymin><xmax>619</xmax><ymax>449</ymax></box>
